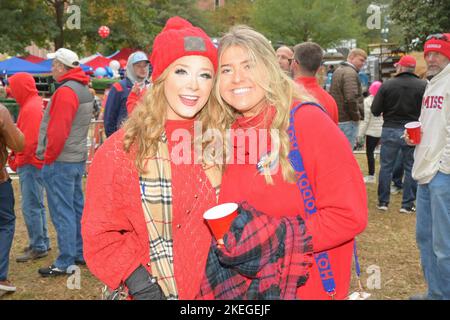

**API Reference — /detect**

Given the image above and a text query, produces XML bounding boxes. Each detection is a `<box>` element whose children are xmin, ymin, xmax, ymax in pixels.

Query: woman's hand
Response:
<box><xmin>125</xmin><ymin>265</ymin><xmax>166</xmax><ymax>300</ymax></box>
<box><xmin>131</xmin><ymin>82</ymin><xmax>142</xmax><ymax>95</ymax></box>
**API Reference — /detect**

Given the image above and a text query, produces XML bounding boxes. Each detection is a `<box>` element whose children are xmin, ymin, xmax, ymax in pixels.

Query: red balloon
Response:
<box><xmin>98</xmin><ymin>26</ymin><xmax>110</xmax><ymax>39</ymax></box>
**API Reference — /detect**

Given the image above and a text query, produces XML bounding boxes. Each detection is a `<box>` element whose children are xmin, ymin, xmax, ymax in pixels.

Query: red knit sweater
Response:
<box><xmin>219</xmin><ymin>104</ymin><xmax>367</xmax><ymax>299</ymax></box>
<box><xmin>165</xmin><ymin>119</ymin><xmax>217</xmax><ymax>299</ymax></box>
<box><xmin>82</xmin><ymin>125</ymin><xmax>217</xmax><ymax>299</ymax></box>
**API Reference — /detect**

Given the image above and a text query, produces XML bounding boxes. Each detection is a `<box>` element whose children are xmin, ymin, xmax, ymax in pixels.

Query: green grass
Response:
<box><xmin>1</xmin><ymin>154</ymin><xmax>426</xmax><ymax>300</ymax></box>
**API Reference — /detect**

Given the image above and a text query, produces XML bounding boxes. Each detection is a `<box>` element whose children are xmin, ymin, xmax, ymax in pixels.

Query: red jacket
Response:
<box><xmin>81</xmin><ymin>128</ymin><xmax>215</xmax><ymax>299</ymax></box>
<box><xmin>43</xmin><ymin>67</ymin><xmax>90</xmax><ymax>164</ymax></box>
<box><xmin>7</xmin><ymin>72</ymin><xmax>44</xmax><ymax>170</ymax></box>
<box><xmin>219</xmin><ymin>104</ymin><xmax>367</xmax><ymax>299</ymax></box>
<box><xmin>295</xmin><ymin>76</ymin><xmax>339</xmax><ymax>124</ymax></box>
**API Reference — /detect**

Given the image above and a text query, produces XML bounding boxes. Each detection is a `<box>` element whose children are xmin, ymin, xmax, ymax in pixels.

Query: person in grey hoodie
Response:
<box><xmin>103</xmin><ymin>51</ymin><xmax>150</xmax><ymax>137</ymax></box>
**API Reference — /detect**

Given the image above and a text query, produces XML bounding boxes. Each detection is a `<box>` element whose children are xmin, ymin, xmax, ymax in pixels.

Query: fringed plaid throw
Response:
<box><xmin>196</xmin><ymin>202</ymin><xmax>314</xmax><ymax>300</ymax></box>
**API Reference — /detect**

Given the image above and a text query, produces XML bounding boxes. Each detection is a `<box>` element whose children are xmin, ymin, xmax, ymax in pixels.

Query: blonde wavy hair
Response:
<box><xmin>123</xmin><ymin>63</ymin><xmax>230</xmax><ymax>173</ymax></box>
<box><xmin>213</xmin><ymin>25</ymin><xmax>316</xmax><ymax>184</ymax></box>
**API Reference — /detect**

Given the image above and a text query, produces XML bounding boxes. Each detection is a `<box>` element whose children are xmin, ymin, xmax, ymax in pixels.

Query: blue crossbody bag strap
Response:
<box><xmin>288</xmin><ymin>102</ymin><xmax>361</xmax><ymax>298</ymax></box>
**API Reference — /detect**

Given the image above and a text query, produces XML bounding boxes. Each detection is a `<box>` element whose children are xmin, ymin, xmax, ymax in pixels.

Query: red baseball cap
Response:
<box><xmin>394</xmin><ymin>55</ymin><xmax>416</xmax><ymax>68</ymax></box>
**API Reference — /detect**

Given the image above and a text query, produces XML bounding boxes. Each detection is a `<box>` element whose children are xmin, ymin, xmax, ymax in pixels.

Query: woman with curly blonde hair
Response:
<box><xmin>207</xmin><ymin>25</ymin><xmax>368</xmax><ymax>299</ymax></box>
<box><xmin>81</xmin><ymin>17</ymin><xmax>226</xmax><ymax>300</ymax></box>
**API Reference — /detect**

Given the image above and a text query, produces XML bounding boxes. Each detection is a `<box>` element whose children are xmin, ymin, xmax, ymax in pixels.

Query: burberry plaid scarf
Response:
<box><xmin>140</xmin><ymin>132</ymin><xmax>221</xmax><ymax>299</ymax></box>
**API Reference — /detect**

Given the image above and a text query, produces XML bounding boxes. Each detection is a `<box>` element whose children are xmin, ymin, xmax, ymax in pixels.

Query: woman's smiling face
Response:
<box><xmin>164</xmin><ymin>55</ymin><xmax>214</xmax><ymax>120</ymax></box>
<box><xmin>218</xmin><ymin>45</ymin><xmax>268</xmax><ymax>117</ymax></box>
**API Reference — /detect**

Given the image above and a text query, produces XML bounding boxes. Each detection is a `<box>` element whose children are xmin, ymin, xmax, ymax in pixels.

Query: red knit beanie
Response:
<box><xmin>150</xmin><ymin>16</ymin><xmax>218</xmax><ymax>81</ymax></box>
<box><xmin>424</xmin><ymin>33</ymin><xmax>450</xmax><ymax>61</ymax></box>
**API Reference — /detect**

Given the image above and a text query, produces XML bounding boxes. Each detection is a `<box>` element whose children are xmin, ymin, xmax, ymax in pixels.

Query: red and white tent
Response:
<box><xmin>19</xmin><ymin>54</ymin><xmax>45</xmax><ymax>64</ymax></box>
<box><xmin>84</xmin><ymin>56</ymin><xmax>113</xmax><ymax>70</ymax></box>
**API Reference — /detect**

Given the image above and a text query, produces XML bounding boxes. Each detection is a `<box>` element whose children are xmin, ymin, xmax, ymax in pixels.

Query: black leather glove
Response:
<box><xmin>125</xmin><ymin>265</ymin><xmax>166</xmax><ymax>300</ymax></box>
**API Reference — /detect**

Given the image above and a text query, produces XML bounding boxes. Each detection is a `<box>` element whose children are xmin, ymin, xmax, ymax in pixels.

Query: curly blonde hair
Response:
<box><xmin>123</xmin><ymin>65</ymin><xmax>231</xmax><ymax>173</ymax></box>
<box><xmin>213</xmin><ymin>25</ymin><xmax>316</xmax><ymax>184</ymax></box>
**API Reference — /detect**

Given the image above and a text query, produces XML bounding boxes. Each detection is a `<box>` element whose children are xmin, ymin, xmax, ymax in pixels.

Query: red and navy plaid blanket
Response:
<box><xmin>196</xmin><ymin>202</ymin><xmax>314</xmax><ymax>300</ymax></box>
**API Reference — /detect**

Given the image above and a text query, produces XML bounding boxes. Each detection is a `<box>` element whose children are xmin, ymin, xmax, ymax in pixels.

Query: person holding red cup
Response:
<box><xmin>201</xmin><ymin>26</ymin><xmax>367</xmax><ymax>300</ymax></box>
<box><xmin>406</xmin><ymin>33</ymin><xmax>450</xmax><ymax>300</ymax></box>
<box><xmin>203</xmin><ymin>203</ymin><xmax>238</xmax><ymax>244</ymax></box>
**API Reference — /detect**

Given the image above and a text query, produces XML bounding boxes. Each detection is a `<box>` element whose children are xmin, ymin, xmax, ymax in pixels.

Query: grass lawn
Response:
<box><xmin>1</xmin><ymin>154</ymin><xmax>427</xmax><ymax>300</ymax></box>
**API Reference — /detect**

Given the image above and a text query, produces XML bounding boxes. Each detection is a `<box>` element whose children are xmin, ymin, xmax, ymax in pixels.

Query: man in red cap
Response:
<box><xmin>371</xmin><ymin>55</ymin><xmax>427</xmax><ymax>214</ymax></box>
<box><xmin>407</xmin><ymin>33</ymin><xmax>450</xmax><ymax>300</ymax></box>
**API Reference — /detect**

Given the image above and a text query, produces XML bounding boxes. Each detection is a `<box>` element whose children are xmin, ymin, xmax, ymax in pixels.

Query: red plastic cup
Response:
<box><xmin>405</xmin><ymin>121</ymin><xmax>422</xmax><ymax>145</ymax></box>
<box><xmin>203</xmin><ymin>203</ymin><xmax>238</xmax><ymax>241</ymax></box>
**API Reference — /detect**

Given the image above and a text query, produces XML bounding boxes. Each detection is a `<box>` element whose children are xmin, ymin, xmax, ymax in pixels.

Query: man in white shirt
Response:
<box><xmin>406</xmin><ymin>33</ymin><xmax>450</xmax><ymax>300</ymax></box>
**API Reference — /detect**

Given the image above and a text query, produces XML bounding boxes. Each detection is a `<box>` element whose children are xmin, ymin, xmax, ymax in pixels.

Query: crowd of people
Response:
<box><xmin>0</xmin><ymin>17</ymin><xmax>449</xmax><ymax>300</ymax></box>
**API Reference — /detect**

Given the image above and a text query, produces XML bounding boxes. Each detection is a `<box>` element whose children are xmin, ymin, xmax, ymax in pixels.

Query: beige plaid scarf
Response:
<box><xmin>139</xmin><ymin>132</ymin><xmax>221</xmax><ymax>299</ymax></box>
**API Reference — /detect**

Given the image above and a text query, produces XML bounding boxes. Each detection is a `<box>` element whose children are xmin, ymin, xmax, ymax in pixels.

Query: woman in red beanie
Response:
<box><xmin>81</xmin><ymin>16</ymin><xmax>224</xmax><ymax>300</ymax></box>
<box><xmin>205</xmin><ymin>25</ymin><xmax>368</xmax><ymax>300</ymax></box>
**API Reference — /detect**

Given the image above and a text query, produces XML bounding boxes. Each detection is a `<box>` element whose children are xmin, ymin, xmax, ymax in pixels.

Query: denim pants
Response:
<box><xmin>377</xmin><ymin>127</ymin><xmax>416</xmax><ymax>207</ymax></box>
<box><xmin>17</xmin><ymin>165</ymin><xmax>49</xmax><ymax>252</ymax></box>
<box><xmin>41</xmin><ymin>161</ymin><xmax>85</xmax><ymax>270</ymax></box>
<box><xmin>392</xmin><ymin>149</ymin><xmax>404</xmax><ymax>189</ymax></box>
<box><xmin>0</xmin><ymin>179</ymin><xmax>15</xmax><ymax>281</ymax></box>
<box><xmin>416</xmin><ymin>172</ymin><xmax>450</xmax><ymax>299</ymax></box>
<box><xmin>339</xmin><ymin>121</ymin><xmax>359</xmax><ymax>149</ymax></box>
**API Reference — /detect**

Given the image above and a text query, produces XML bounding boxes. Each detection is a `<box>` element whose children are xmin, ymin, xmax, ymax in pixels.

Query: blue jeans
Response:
<box><xmin>377</xmin><ymin>127</ymin><xmax>416</xmax><ymax>207</ymax></box>
<box><xmin>416</xmin><ymin>172</ymin><xmax>450</xmax><ymax>299</ymax></box>
<box><xmin>338</xmin><ymin>121</ymin><xmax>359</xmax><ymax>149</ymax></box>
<box><xmin>17</xmin><ymin>165</ymin><xmax>49</xmax><ymax>252</ymax></box>
<box><xmin>0</xmin><ymin>179</ymin><xmax>15</xmax><ymax>281</ymax></box>
<box><xmin>392</xmin><ymin>149</ymin><xmax>404</xmax><ymax>189</ymax></box>
<box><xmin>41</xmin><ymin>161</ymin><xmax>85</xmax><ymax>270</ymax></box>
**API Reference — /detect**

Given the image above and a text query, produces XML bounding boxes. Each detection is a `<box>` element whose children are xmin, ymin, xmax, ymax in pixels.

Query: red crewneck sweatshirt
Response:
<box><xmin>295</xmin><ymin>76</ymin><xmax>339</xmax><ymax>124</ymax></box>
<box><xmin>219</xmin><ymin>104</ymin><xmax>367</xmax><ymax>299</ymax></box>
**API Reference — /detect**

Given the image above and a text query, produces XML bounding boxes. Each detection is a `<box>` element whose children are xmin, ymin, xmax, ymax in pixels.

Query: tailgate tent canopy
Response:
<box><xmin>80</xmin><ymin>53</ymin><xmax>101</xmax><ymax>64</ymax></box>
<box><xmin>38</xmin><ymin>59</ymin><xmax>94</xmax><ymax>74</ymax></box>
<box><xmin>0</xmin><ymin>57</ymin><xmax>49</xmax><ymax>75</ymax></box>
<box><xmin>107</xmin><ymin>48</ymin><xmax>137</xmax><ymax>61</ymax></box>
<box><xmin>20</xmin><ymin>55</ymin><xmax>46</xmax><ymax>64</ymax></box>
<box><xmin>85</xmin><ymin>56</ymin><xmax>113</xmax><ymax>70</ymax></box>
